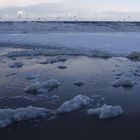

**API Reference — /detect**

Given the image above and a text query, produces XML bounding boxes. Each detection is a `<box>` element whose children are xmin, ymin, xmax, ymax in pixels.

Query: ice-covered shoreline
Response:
<box><xmin>1</xmin><ymin>32</ymin><xmax>140</xmax><ymax>58</ymax></box>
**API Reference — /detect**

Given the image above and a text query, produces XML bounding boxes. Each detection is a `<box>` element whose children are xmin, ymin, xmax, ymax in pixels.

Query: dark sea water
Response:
<box><xmin>1</xmin><ymin>21</ymin><xmax>140</xmax><ymax>140</ymax></box>
<box><xmin>0</xmin><ymin>21</ymin><xmax>140</xmax><ymax>33</ymax></box>
<box><xmin>0</xmin><ymin>56</ymin><xmax>140</xmax><ymax>140</ymax></box>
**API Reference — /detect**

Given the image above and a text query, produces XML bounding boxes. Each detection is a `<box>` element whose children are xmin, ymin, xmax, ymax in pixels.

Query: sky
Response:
<box><xmin>0</xmin><ymin>0</ymin><xmax>140</xmax><ymax>11</ymax></box>
<box><xmin>0</xmin><ymin>0</ymin><xmax>140</xmax><ymax>21</ymax></box>
<box><xmin>0</xmin><ymin>0</ymin><xmax>65</xmax><ymax>7</ymax></box>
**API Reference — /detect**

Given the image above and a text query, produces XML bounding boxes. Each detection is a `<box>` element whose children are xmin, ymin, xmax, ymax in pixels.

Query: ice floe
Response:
<box><xmin>0</xmin><ymin>106</ymin><xmax>50</xmax><ymax>128</ymax></box>
<box><xmin>57</xmin><ymin>95</ymin><xmax>91</xmax><ymax>113</ymax></box>
<box><xmin>1</xmin><ymin>32</ymin><xmax>140</xmax><ymax>59</ymax></box>
<box><xmin>112</xmin><ymin>75</ymin><xmax>135</xmax><ymax>87</ymax></box>
<box><xmin>73</xmin><ymin>80</ymin><xmax>85</xmax><ymax>87</ymax></box>
<box><xmin>24</xmin><ymin>79</ymin><xmax>60</xmax><ymax>94</ymax></box>
<box><xmin>41</xmin><ymin>79</ymin><xmax>60</xmax><ymax>91</ymax></box>
<box><xmin>87</xmin><ymin>104</ymin><xmax>123</xmax><ymax>119</ymax></box>
<box><xmin>24</xmin><ymin>82</ymin><xmax>41</xmax><ymax>94</ymax></box>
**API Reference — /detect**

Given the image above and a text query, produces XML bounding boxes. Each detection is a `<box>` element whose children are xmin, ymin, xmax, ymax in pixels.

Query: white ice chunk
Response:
<box><xmin>57</xmin><ymin>95</ymin><xmax>91</xmax><ymax>113</ymax></box>
<box><xmin>87</xmin><ymin>104</ymin><xmax>123</xmax><ymax>119</ymax></box>
<box><xmin>41</xmin><ymin>79</ymin><xmax>60</xmax><ymax>91</ymax></box>
<box><xmin>112</xmin><ymin>75</ymin><xmax>135</xmax><ymax>87</ymax></box>
<box><xmin>24</xmin><ymin>79</ymin><xmax>60</xmax><ymax>94</ymax></box>
<box><xmin>24</xmin><ymin>82</ymin><xmax>41</xmax><ymax>94</ymax></box>
<box><xmin>0</xmin><ymin>106</ymin><xmax>50</xmax><ymax>128</ymax></box>
<box><xmin>73</xmin><ymin>80</ymin><xmax>85</xmax><ymax>87</ymax></box>
<box><xmin>51</xmin><ymin>95</ymin><xmax>59</xmax><ymax>99</ymax></box>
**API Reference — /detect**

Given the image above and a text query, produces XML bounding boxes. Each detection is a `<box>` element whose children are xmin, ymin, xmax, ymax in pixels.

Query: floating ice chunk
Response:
<box><xmin>24</xmin><ymin>82</ymin><xmax>41</xmax><ymax>94</ymax></box>
<box><xmin>87</xmin><ymin>104</ymin><xmax>123</xmax><ymax>119</ymax></box>
<box><xmin>40</xmin><ymin>56</ymin><xmax>67</xmax><ymax>64</ymax></box>
<box><xmin>57</xmin><ymin>65</ymin><xmax>67</xmax><ymax>69</ymax></box>
<box><xmin>52</xmin><ymin>95</ymin><xmax>59</xmax><ymax>99</ymax></box>
<box><xmin>25</xmin><ymin>73</ymin><xmax>38</xmax><ymax>80</ymax></box>
<box><xmin>57</xmin><ymin>95</ymin><xmax>91</xmax><ymax>113</ymax></box>
<box><xmin>24</xmin><ymin>79</ymin><xmax>60</xmax><ymax>94</ymax></box>
<box><xmin>0</xmin><ymin>106</ymin><xmax>50</xmax><ymax>128</ymax></box>
<box><xmin>112</xmin><ymin>75</ymin><xmax>135</xmax><ymax>87</ymax></box>
<box><xmin>41</xmin><ymin>79</ymin><xmax>60</xmax><ymax>91</ymax></box>
<box><xmin>127</xmin><ymin>51</ymin><xmax>140</xmax><ymax>59</ymax></box>
<box><xmin>73</xmin><ymin>80</ymin><xmax>85</xmax><ymax>87</ymax></box>
<box><xmin>9</xmin><ymin>62</ymin><xmax>23</xmax><ymax>68</ymax></box>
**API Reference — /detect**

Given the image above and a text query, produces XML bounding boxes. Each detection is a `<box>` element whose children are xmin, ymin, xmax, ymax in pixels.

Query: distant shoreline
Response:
<box><xmin>1</xmin><ymin>21</ymin><xmax>140</xmax><ymax>33</ymax></box>
<box><xmin>0</xmin><ymin>21</ymin><xmax>140</xmax><ymax>23</ymax></box>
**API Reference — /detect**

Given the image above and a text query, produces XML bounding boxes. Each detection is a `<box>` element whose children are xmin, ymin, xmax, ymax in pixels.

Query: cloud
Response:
<box><xmin>0</xmin><ymin>0</ymin><xmax>66</xmax><ymax>7</ymax></box>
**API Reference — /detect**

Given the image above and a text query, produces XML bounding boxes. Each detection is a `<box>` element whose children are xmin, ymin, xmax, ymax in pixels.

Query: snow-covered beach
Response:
<box><xmin>1</xmin><ymin>21</ymin><xmax>140</xmax><ymax>140</ymax></box>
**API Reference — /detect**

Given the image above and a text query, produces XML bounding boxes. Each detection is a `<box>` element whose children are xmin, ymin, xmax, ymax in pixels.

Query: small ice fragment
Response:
<box><xmin>73</xmin><ymin>80</ymin><xmax>85</xmax><ymax>87</ymax></box>
<box><xmin>9</xmin><ymin>62</ymin><xmax>23</xmax><ymax>68</ymax></box>
<box><xmin>51</xmin><ymin>95</ymin><xmax>59</xmax><ymax>99</ymax></box>
<box><xmin>112</xmin><ymin>76</ymin><xmax>135</xmax><ymax>87</ymax></box>
<box><xmin>57</xmin><ymin>95</ymin><xmax>91</xmax><ymax>113</ymax></box>
<box><xmin>41</xmin><ymin>79</ymin><xmax>60</xmax><ymax>91</ymax></box>
<box><xmin>24</xmin><ymin>82</ymin><xmax>41</xmax><ymax>94</ymax></box>
<box><xmin>87</xmin><ymin>104</ymin><xmax>123</xmax><ymax>119</ymax></box>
